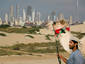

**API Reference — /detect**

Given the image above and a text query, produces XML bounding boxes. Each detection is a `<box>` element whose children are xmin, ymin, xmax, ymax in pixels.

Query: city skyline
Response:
<box><xmin>0</xmin><ymin>0</ymin><xmax>85</xmax><ymax>21</ymax></box>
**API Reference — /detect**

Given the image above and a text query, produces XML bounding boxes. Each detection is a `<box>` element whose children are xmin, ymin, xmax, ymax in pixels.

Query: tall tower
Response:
<box><xmin>32</xmin><ymin>9</ymin><xmax>35</xmax><ymax>22</ymax></box>
<box><xmin>10</xmin><ymin>5</ymin><xmax>14</xmax><ymax>26</ymax></box>
<box><xmin>37</xmin><ymin>11</ymin><xmax>40</xmax><ymax>22</ymax></box>
<box><xmin>26</xmin><ymin>6</ymin><xmax>32</xmax><ymax>21</ymax></box>
<box><xmin>75</xmin><ymin>0</ymin><xmax>79</xmax><ymax>22</ymax></box>
<box><xmin>10</xmin><ymin>5</ymin><xmax>14</xmax><ymax>18</ymax></box>
<box><xmin>5</xmin><ymin>13</ymin><xmax>8</xmax><ymax>24</ymax></box>
<box><xmin>47</xmin><ymin>15</ymin><xmax>50</xmax><ymax>21</ymax></box>
<box><xmin>56</xmin><ymin>16</ymin><xmax>59</xmax><ymax>21</ymax></box>
<box><xmin>50</xmin><ymin>11</ymin><xmax>56</xmax><ymax>21</ymax></box>
<box><xmin>16</xmin><ymin>4</ymin><xmax>19</xmax><ymax>19</ymax></box>
<box><xmin>23</xmin><ymin>8</ymin><xmax>26</xmax><ymax>22</ymax></box>
<box><xmin>69</xmin><ymin>16</ymin><xmax>72</xmax><ymax>25</ymax></box>
<box><xmin>0</xmin><ymin>17</ymin><xmax>2</xmax><ymax>25</ymax></box>
<box><xmin>58</xmin><ymin>13</ymin><xmax>64</xmax><ymax>20</ymax></box>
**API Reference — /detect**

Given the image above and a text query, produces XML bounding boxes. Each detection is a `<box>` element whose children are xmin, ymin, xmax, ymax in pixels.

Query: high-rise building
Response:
<box><xmin>10</xmin><ymin>5</ymin><xmax>14</xmax><ymax>18</ymax></box>
<box><xmin>36</xmin><ymin>11</ymin><xmax>41</xmax><ymax>21</ymax></box>
<box><xmin>26</xmin><ymin>6</ymin><xmax>32</xmax><ymax>20</ymax></box>
<box><xmin>34</xmin><ymin>11</ymin><xmax>41</xmax><ymax>25</ymax></box>
<box><xmin>58</xmin><ymin>13</ymin><xmax>64</xmax><ymax>20</ymax></box>
<box><xmin>5</xmin><ymin>13</ymin><xmax>8</xmax><ymax>24</ymax></box>
<box><xmin>50</xmin><ymin>11</ymin><xmax>56</xmax><ymax>21</ymax></box>
<box><xmin>0</xmin><ymin>17</ymin><xmax>2</xmax><ymax>25</ymax></box>
<box><xmin>9</xmin><ymin>5</ymin><xmax>14</xmax><ymax>25</ymax></box>
<box><xmin>56</xmin><ymin>16</ymin><xmax>59</xmax><ymax>21</ymax></box>
<box><xmin>19</xmin><ymin>17</ymin><xmax>25</xmax><ymax>26</ymax></box>
<box><xmin>47</xmin><ymin>15</ymin><xmax>50</xmax><ymax>21</ymax></box>
<box><xmin>37</xmin><ymin>11</ymin><xmax>41</xmax><ymax>22</ymax></box>
<box><xmin>23</xmin><ymin>8</ymin><xmax>26</xmax><ymax>22</ymax></box>
<box><xmin>16</xmin><ymin>4</ymin><xmax>19</xmax><ymax>19</ymax></box>
<box><xmin>54</xmin><ymin>16</ymin><xmax>56</xmax><ymax>21</ymax></box>
<box><xmin>69</xmin><ymin>16</ymin><xmax>72</xmax><ymax>25</ymax></box>
<box><xmin>32</xmin><ymin>9</ymin><xmax>35</xmax><ymax>22</ymax></box>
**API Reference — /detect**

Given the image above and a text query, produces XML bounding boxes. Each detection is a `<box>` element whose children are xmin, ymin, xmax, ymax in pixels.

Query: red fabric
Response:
<box><xmin>66</xmin><ymin>27</ymin><xmax>70</xmax><ymax>31</ymax></box>
<box><xmin>55</xmin><ymin>29</ymin><xmax>61</xmax><ymax>34</ymax></box>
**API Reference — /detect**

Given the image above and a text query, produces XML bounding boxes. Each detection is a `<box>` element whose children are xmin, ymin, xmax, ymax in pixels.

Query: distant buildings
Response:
<box><xmin>5</xmin><ymin>13</ymin><xmax>8</xmax><ymax>25</ymax></box>
<box><xmin>0</xmin><ymin>5</ymin><xmax>43</xmax><ymax>27</ymax></box>
<box><xmin>46</xmin><ymin>13</ymin><xmax>74</xmax><ymax>26</ymax></box>
<box><xmin>0</xmin><ymin>17</ymin><xmax>2</xmax><ymax>25</ymax></box>
<box><xmin>69</xmin><ymin>16</ymin><xmax>72</xmax><ymax>25</ymax></box>
<box><xmin>26</xmin><ymin>6</ymin><xmax>32</xmax><ymax>21</ymax></box>
<box><xmin>58</xmin><ymin>13</ymin><xmax>64</xmax><ymax>20</ymax></box>
<box><xmin>32</xmin><ymin>9</ymin><xmax>35</xmax><ymax>22</ymax></box>
<box><xmin>23</xmin><ymin>8</ymin><xmax>26</xmax><ymax>22</ymax></box>
<box><xmin>0</xmin><ymin>4</ymin><xmax>84</xmax><ymax>27</ymax></box>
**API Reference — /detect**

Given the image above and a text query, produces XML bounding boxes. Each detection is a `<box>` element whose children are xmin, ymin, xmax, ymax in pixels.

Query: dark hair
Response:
<box><xmin>71</xmin><ymin>40</ymin><xmax>78</xmax><ymax>49</ymax></box>
<box><xmin>71</xmin><ymin>40</ymin><xmax>78</xmax><ymax>43</ymax></box>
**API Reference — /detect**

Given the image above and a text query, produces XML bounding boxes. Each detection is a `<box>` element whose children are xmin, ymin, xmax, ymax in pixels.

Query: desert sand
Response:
<box><xmin>0</xmin><ymin>54</ymin><xmax>66</xmax><ymax>64</ymax></box>
<box><xmin>0</xmin><ymin>24</ymin><xmax>85</xmax><ymax>64</ymax></box>
<box><xmin>70</xmin><ymin>24</ymin><xmax>85</xmax><ymax>33</ymax></box>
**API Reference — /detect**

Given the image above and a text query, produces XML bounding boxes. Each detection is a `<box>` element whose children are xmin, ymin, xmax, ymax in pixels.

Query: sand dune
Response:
<box><xmin>0</xmin><ymin>24</ymin><xmax>85</xmax><ymax>46</ymax></box>
<box><xmin>70</xmin><ymin>24</ymin><xmax>85</xmax><ymax>33</ymax></box>
<box><xmin>0</xmin><ymin>54</ymin><xmax>66</xmax><ymax>64</ymax></box>
<box><xmin>0</xmin><ymin>24</ymin><xmax>85</xmax><ymax>64</ymax></box>
<box><xmin>0</xmin><ymin>32</ymin><xmax>55</xmax><ymax>46</ymax></box>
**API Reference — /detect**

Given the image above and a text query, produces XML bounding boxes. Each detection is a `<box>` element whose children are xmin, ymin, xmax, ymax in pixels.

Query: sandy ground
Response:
<box><xmin>0</xmin><ymin>24</ymin><xmax>85</xmax><ymax>46</ymax></box>
<box><xmin>0</xmin><ymin>24</ymin><xmax>85</xmax><ymax>64</ymax></box>
<box><xmin>0</xmin><ymin>54</ymin><xmax>66</xmax><ymax>64</ymax></box>
<box><xmin>70</xmin><ymin>24</ymin><xmax>85</xmax><ymax>33</ymax></box>
<box><xmin>0</xmin><ymin>32</ymin><xmax>55</xmax><ymax>46</ymax></box>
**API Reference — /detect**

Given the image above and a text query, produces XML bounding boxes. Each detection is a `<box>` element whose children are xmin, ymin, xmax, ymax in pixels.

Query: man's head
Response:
<box><xmin>69</xmin><ymin>40</ymin><xmax>78</xmax><ymax>50</ymax></box>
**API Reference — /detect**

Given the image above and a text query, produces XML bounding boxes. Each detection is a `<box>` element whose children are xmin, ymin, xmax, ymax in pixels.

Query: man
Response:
<box><xmin>58</xmin><ymin>40</ymin><xmax>85</xmax><ymax>64</ymax></box>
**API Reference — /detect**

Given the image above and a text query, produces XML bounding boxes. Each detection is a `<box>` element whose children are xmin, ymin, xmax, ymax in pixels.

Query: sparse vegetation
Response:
<box><xmin>0</xmin><ymin>49</ymin><xmax>23</xmax><ymax>56</ymax></box>
<box><xmin>0</xmin><ymin>26</ymin><xmax>42</xmax><ymax>34</ymax></box>
<box><xmin>71</xmin><ymin>31</ymin><xmax>85</xmax><ymax>39</ymax></box>
<box><xmin>0</xmin><ymin>33</ymin><xmax>7</xmax><ymax>36</ymax></box>
<box><xmin>0</xmin><ymin>24</ymin><xmax>10</xmax><ymax>28</ymax></box>
<box><xmin>45</xmin><ymin>34</ymin><xmax>54</xmax><ymax>40</ymax></box>
<box><xmin>25</xmin><ymin>35</ymin><xmax>34</xmax><ymax>38</ymax></box>
<box><xmin>0</xmin><ymin>42</ymin><xmax>65</xmax><ymax>56</ymax></box>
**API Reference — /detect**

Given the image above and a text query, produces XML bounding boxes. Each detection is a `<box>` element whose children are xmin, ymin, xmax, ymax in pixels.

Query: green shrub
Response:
<box><xmin>0</xmin><ymin>25</ymin><xmax>10</xmax><ymax>28</ymax></box>
<box><xmin>71</xmin><ymin>31</ymin><xmax>85</xmax><ymax>39</ymax></box>
<box><xmin>0</xmin><ymin>41</ymin><xmax>65</xmax><ymax>56</ymax></box>
<box><xmin>0</xmin><ymin>33</ymin><xmax>7</xmax><ymax>36</ymax></box>
<box><xmin>0</xmin><ymin>26</ymin><xmax>42</xmax><ymax>34</ymax></box>
<box><xmin>26</xmin><ymin>35</ymin><xmax>34</xmax><ymax>38</ymax></box>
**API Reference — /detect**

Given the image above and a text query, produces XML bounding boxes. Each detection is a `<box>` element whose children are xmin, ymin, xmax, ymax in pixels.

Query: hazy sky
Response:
<box><xmin>0</xmin><ymin>0</ymin><xmax>85</xmax><ymax>21</ymax></box>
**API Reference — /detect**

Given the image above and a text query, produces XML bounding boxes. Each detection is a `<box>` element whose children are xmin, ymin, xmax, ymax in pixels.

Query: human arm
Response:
<box><xmin>58</xmin><ymin>54</ymin><xmax>67</xmax><ymax>63</ymax></box>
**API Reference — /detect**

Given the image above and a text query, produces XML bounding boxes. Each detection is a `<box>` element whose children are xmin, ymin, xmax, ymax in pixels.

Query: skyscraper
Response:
<box><xmin>26</xmin><ymin>6</ymin><xmax>32</xmax><ymax>21</ymax></box>
<box><xmin>37</xmin><ymin>11</ymin><xmax>41</xmax><ymax>22</ymax></box>
<box><xmin>32</xmin><ymin>9</ymin><xmax>35</xmax><ymax>22</ymax></box>
<box><xmin>50</xmin><ymin>11</ymin><xmax>56</xmax><ymax>21</ymax></box>
<box><xmin>16</xmin><ymin>4</ymin><xmax>19</xmax><ymax>19</ymax></box>
<box><xmin>0</xmin><ymin>17</ymin><xmax>2</xmax><ymax>25</ymax></box>
<box><xmin>23</xmin><ymin>8</ymin><xmax>26</xmax><ymax>22</ymax></box>
<box><xmin>69</xmin><ymin>16</ymin><xmax>72</xmax><ymax>25</ymax></box>
<box><xmin>5</xmin><ymin>13</ymin><xmax>8</xmax><ymax>24</ymax></box>
<box><xmin>47</xmin><ymin>15</ymin><xmax>50</xmax><ymax>21</ymax></box>
<box><xmin>10</xmin><ymin>5</ymin><xmax>14</xmax><ymax>26</ymax></box>
<box><xmin>10</xmin><ymin>5</ymin><xmax>14</xmax><ymax>18</ymax></box>
<box><xmin>35</xmin><ymin>11</ymin><xmax>41</xmax><ymax>21</ymax></box>
<box><xmin>58</xmin><ymin>13</ymin><xmax>64</xmax><ymax>20</ymax></box>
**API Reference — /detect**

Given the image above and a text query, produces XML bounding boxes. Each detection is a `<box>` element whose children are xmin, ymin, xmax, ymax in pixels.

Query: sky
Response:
<box><xmin>0</xmin><ymin>0</ymin><xmax>85</xmax><ymax>21</ymax></box>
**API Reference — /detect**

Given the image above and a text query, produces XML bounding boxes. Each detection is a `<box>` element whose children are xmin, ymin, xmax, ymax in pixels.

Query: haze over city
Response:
<box><xmin>0</xmin><ymin>0</ymin><xmax>85</xmax><ymax>21</ymax></box>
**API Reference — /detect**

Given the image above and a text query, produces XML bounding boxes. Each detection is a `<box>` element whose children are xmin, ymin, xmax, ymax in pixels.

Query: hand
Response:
<box><xmin>57</xmin><ymin>54</ymin><xmax>63</xmax><ymax>59</ymax></box>
<box><xmin>57</xmin><ymin>54</ymin><xmax>67</xmax><ymax>63</ymax></box>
